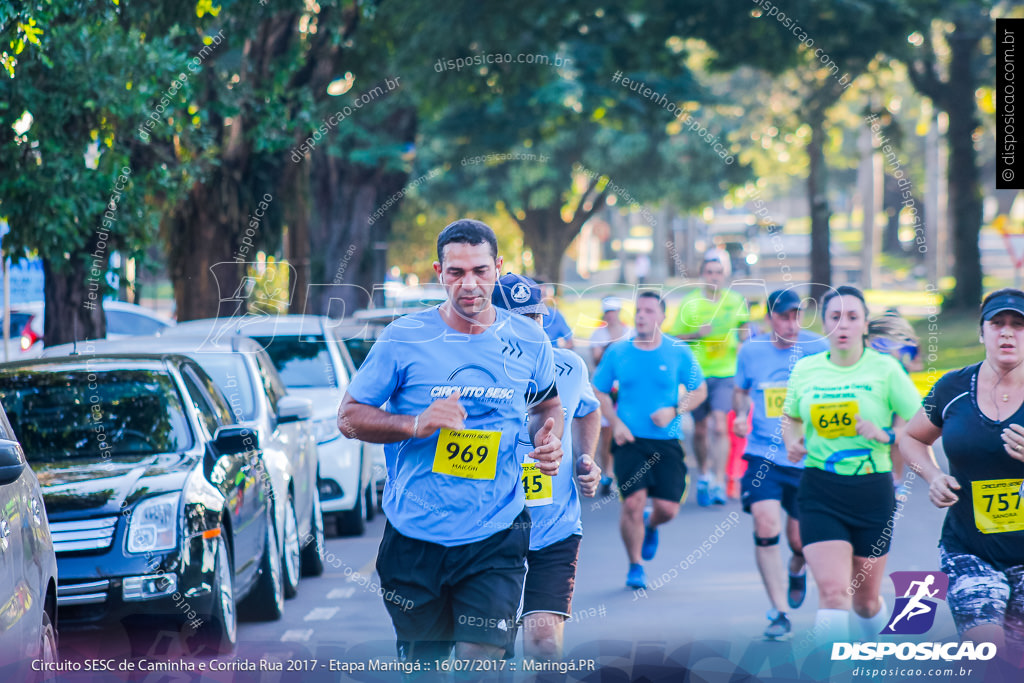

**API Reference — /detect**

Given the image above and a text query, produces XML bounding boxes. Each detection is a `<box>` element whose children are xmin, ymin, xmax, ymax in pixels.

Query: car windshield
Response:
<box><xmin>251</xmin><ymin>335</ymin><xmax>336</xmax><ymax>388</ymax></box>
<box><xmin>0</xmin><ymin>369</ymin><xmax>194</xmax><ymax>461</ymax></box>
<box><xmin>191</xmin><ymin>354</ymin><xmax>257</xmax><ymax>421</ymax></box>
<box><xmin>343</xmin><ymin>338</ymin><xmax>375</xmax><ymax>370</ymax></box>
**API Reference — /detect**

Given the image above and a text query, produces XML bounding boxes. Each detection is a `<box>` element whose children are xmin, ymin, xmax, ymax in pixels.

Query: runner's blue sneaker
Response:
<box><xmin>641</xmin><ymin>509</ymin><xmax>659</xmax><ymax>561</ymax></box>
<box><xmin>697</xmin><ymin>478</ymin><xmax>711</xmax><ymax>507</ymax></box>
<box><xmin>626</xmin><ymin>563</ymin><xmax>647</xmax><ymax>589</ymax></box>
<box><xmin>711</xmin><ymin>484</ymin><xmax>727</xmax><ymax>505</ymax></box>
<box><xmin>788</xmin><ymin>571</ymin><xmax>807</xmax><ymax>609</ymax></box>
<box><xmin>764</xmin><ymin>609</ymin><xmax>791</xmax><ymax>639</ymax></box>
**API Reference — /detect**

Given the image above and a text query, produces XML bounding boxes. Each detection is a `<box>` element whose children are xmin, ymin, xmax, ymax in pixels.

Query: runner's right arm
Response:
<box><xmin>338</xmin><ymin>390</ymin><xmax>466</xmax><ymax>443</ymax></box>
<box><xmin>595</xmin><ymin>389</ymin><xmax>634</xmax><ymax>445</ymax></box>
<box><xmin>900</xmin><ymin>408</ymin><xmax>959</xmax><ymax>508</ymax></box>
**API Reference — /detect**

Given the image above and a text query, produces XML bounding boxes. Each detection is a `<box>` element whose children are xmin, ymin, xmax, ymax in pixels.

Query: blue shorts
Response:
<box><xmin>740</xmin><ymin>455</ymin><xmax>802</xmax><ymax>519</ymax></box>
<box><xmin>940</xmin><ymin>545</ymin><xmax>1024</xmax><ymax>651</ymax></box>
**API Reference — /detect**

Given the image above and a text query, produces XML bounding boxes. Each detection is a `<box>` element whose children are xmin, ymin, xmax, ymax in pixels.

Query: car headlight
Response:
<box><xmin>127</xmin><ymin>493</ymin><xmax>180</xmax><ymax>554</ymax></box>
<box><xmin>313</xmin><ymin>417</ymin><xmax>341</xmax><ymax>444</ymax></box>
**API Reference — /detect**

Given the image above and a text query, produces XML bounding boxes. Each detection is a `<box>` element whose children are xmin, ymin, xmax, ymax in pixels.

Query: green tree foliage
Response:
<box><xmin>410</xmin><ymin>3</ymin><xmax>749</xmax><ymax>284</ymax></box>
<box><xmin>692</xmin><ymin>0</ymin><xmax>919</xmax><ymax>300</ymax></box>
<box><xmin>0</xmin><ymin>4</ymin><xmax>203</xmax><ymax>344</ymax></box>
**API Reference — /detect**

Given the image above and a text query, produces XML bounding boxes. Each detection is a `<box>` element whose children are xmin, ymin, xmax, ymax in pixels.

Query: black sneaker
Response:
<box><xmin>764</xmin><ymin>611</ymin><xmax>791</xmax><ymax>639</ymax></box>
<box><xmin>788</xmin><ymin>572</ymin><xmax>807</xmax><ymax>609</ymax></box>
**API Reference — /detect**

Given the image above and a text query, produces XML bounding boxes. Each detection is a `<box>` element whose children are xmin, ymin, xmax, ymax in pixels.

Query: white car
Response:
<box><xmin>5</xmin><ymin>300</ymin><xmax>173</xmax><ymax>359</ymax></box>
<box><xmin>167</xmin><ymin>316</ymin><xmax>375</xmax><ymax>536</ymax></box>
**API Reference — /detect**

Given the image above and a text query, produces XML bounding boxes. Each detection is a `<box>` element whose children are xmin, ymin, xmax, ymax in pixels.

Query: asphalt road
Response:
<box><xmin>53</xmin><ymin>441</ymin><xmax>1020</xmax><ymax>682</ymax></box>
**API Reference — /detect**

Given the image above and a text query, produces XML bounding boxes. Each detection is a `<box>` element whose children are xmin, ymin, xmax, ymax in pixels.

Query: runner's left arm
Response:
<box><xmin>527</xmin><ymin>395</ymin><xmax>564</xmax><ymax>476</ymax></box>
<box><xmin>572</xmin><ymin>409</ymin><xmax>602</xmax><ymax>497</ymax></box>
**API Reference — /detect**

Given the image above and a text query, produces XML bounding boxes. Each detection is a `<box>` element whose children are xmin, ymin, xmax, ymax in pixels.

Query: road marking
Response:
<box><xmin>305</xmin><ymin>607</ymin><xmax>340</xmax><ymax>621</ymax></box>
<box><xmin>280</xmin><ymin>629</ymin><xmax>314</xmax><ymax>642</ymax></box>
<box><xmin>327</xmin><ymin>587</ymin><xmax>356</xmax><ymax>599</ymax></box>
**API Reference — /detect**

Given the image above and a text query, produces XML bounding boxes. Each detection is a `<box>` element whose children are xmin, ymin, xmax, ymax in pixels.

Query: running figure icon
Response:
<box><xmin>887</xmin><ymin>575</ymin><xmax>939</xmax><ymax>630</ymax></box>
<box><xmin>880</xmin><ymin>571</ymin><xmax>949</xmax><ymax>636</ymax></box>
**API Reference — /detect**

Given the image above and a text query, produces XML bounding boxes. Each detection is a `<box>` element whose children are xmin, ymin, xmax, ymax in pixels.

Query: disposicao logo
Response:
<box><xmin>881</xmin><ymin>571</ymin><xmax>948</xmax><ymax>635</ymax></box>
<box><xmin>832</xmin><ymin>570</ymin><xmax>997</xmax><ymax>663</ymax></box>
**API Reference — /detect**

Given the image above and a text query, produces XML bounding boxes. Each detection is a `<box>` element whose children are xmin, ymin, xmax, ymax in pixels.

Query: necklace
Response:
<box><xmin>988</xmin><ymin>359</ymin><xmax>1024</xmax><ymax>418</ymax></box>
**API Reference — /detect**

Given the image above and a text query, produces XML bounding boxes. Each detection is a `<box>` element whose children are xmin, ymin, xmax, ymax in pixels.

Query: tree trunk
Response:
<box><xmin>42</xmin><ymin>255</ymin><xmax>106</xmax><ymax>347</ymax></box>
<box><xmin>306</xmin><ymin>108</ymin><xmax>417</xmax><ymax>317</ymax></box>
<box><xmin>518</xmin><ymin>207</ymin><xmax>578</xmax><ymax>287</ymax></box>
<box><xmin>943</xmin><ymin>26</ymin><xmax>983</xmax><ymax>310</ymax></box>
<box><xmin>882</xmin><ymin>174</ymin><xmax>902</xmax><ymax>255</ymax></box>
<box><xmin>807</xmin><ymin>117</ymin><xmax>832</xmax><ymax>302</ymax></box>
<box><xmin>282</xmin><ymin>160</ymin><xmax>311</xmax><ymax>316</ymax></box>
<box><xmin>165</xmin><ymin>169</ymin><xmax>246</xmax><ymax>321</ymax></box>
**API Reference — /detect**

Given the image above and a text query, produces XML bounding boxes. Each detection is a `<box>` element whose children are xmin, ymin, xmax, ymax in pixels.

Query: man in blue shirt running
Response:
<box><xmin>492</xmin><ymin>273</ymin><xmax>602</xmax><ymax>661</ymax></box>
<box><xmin>733</xmin><ymin>288</ymin><xmax>828</xmax><ymax>638</ymax></box>
<box><xmin>593</xmin><ymin>291</ymin><xmax>707</xmax><ymax>590</ymax></box>
<box><xmin>338</xmin><ymin>220</ymin><xmax>564</xmax><ymax>669</ymax></box>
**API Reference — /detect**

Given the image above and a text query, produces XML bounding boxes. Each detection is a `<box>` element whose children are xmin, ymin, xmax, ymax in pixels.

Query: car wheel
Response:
<box><xmin>238</xmin><ymin>508</ymin><xmax>285</xmax><ymax>621</ymax></box>
<box><xmin>32</xmin><ymin>609</ymin><xmax>58</xmax><ymax>683</ymax></box>
<box><xmin>189</xmin><ymin>528</ymin><xmax>237</xmax><ymax>654</ymax></box>
<box><xmin>282</xmin><ymin>495</ymin><xmax>301</xmax><ymax>599</ymax></box>
<box><xmin>364</xmin><ymin>480</ymin><xmax>376</xmax><ymax>522</ymax></box>
<box><xmin>300</xmin><ymin>485</ymin><xmax>325</xmax><ymax>577</ymax></box>
<box><xmin>335</xmin><ymin>476</ymin><xmax>366</xmax><ymax>537</ymax></box>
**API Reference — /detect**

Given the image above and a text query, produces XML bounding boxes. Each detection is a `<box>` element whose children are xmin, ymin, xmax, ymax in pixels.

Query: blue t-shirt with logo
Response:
<box><xmin>592</xmin><ymin>334</ymin><xmax>704</xmax><ymax>440</ymax></box>
<box><xmin>734</xmin><ymin>331</ymin><xmax>828</xmax><ymax>466</ymax></box>
<box><xmin>347</xmin><ymin>306</ymin><xmax>556</xmax><ymax>546</ymax></box>
<box><xmin>514</xmin><ymin>348</ymin><xmax>599</xmax><ymax>551</ymax></box>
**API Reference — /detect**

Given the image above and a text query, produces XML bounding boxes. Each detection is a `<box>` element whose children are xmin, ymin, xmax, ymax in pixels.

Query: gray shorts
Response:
<box><xmin>692</xmin><ymin>376</ymin><xmax>734</xmax><ymax>422</ymax></box>
<box><xmin>940</xmin><ymin>545</ymin><xmax>1024</xmax><ymax>651</ymax></box>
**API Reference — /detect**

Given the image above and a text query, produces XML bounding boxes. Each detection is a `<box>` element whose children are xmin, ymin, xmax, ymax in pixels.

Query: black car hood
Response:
<box><xmin>33</xmin><ymin>453</ymin><xmax>198</xmax><ymax>520</ymax></box>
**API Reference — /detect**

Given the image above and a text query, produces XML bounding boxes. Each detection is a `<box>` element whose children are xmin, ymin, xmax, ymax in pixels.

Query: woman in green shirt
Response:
<box><xmin>782</xmin><ymin>286</ymin><xmax>922</xmax><ymax>645</ymax></box>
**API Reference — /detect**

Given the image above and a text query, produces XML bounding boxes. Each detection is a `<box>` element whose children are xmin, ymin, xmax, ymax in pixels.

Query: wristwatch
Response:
<box><xmin>883</xmin><ymin>428</ymin><xmax>895</xmax><ymax>445</ymax></box>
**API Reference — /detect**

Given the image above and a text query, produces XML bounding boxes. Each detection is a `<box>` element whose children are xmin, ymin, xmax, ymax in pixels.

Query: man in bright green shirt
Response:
<box><xmin>667</xmin><ymin>257</ymin><xmax>750</xmax><ymax>505</ymax></box>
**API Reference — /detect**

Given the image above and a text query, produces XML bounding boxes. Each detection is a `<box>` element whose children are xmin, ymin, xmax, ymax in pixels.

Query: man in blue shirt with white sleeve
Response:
<box><xmin>337</xmin><ymin>220</ymin><xmax>564</xmax><ymax>670</ymax></box>
<box><xmin>732</xmin><ymin>288</ymin><xmax>828</xmax><ymax>639</ymax></box>
<box><xmin>593</xmin><ymin>291</ymin><xmax>706</xmax><ymax>590</ymax></box>
<box><xmin>491</xmin><ymin>273</ymin><xmax>602</xmax><ymax>662</ymax></box>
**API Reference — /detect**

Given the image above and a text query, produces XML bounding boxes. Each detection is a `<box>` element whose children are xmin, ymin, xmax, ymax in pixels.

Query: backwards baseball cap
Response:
<box><xmin>601</xmin><ymin>296</ymin><xmax>623</xmax><ymax>313</ymax></box>
<box><xmin>981</xmin><ymin>291</ymin><xmax>1024</xmax><ymax>321</ymax></box>
<box><xmin>767</xmin><ymin>289</ymin><xmax>803</xmax><ymax>315</ymax></box>
<box><xmin>492</xmin><ymin>273</ymin><xmax>549</xmax><ymax>315</ymax></box>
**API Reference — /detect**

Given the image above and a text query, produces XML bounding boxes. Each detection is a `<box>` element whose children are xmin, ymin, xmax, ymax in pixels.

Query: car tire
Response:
<box><xmin>364</xmin><ymin>480</ymin><xmax>376</xmax><ymax>522</ymax></box>
<box><xmin>31</xmin><ymin>609</ymin><xmax>58</xmax><ymax>683</ymax></box>
<box><xmin>282</xmin><ymin>495</ymin><xmax>302</xmax><ymax>599</ymax></box>
<box><xmin>189</xmin><ymin>528</ymin><xmax>237</xmax><ymax>654</ymax></box>
<box><xmin>300</xmin><ymin>486</ymin><xmax>325</xmax><ymax>577</ymax></box>
<box><xmin>335</xmin><ymin>476</ymin><xmax>366</xmax><ymax>537</ymax></box>
<box><xmin>239</xmin><ymin>508</ymin><xmax>285</xmax><ymax>621</ymax></box>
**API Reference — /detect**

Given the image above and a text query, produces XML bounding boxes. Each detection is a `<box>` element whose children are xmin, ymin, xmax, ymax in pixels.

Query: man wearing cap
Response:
<box><xmin>732</xmin><ymin>289</ymin><xmax>828</xmax><ymax>638</ymax></box>
<box><xmin>338</xmin><ymin>219</ymin><xmax>564</xmax><ymax>668</ymax></box>
<box><xmin>492</xmin><ymin>273</ymin><xmax>602</xmax><ymax>661</ymax></box>
<box><xmin>589</xmin><ymin>297</ymin><xmax>634</xmax><ymax>496</ymax></box>
<box><xmin>594</xmin><ymin>291</ymin><xmax>707</xmax><ymax>589</ymax></box>
<box><xmin>668</xmin><ymin>257</ymin><xmax>751</xmax><ymax>506</ymax></box>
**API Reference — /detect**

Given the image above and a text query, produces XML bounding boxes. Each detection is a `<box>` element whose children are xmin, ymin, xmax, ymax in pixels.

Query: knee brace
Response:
<box><xmin>755</xmin><ymin>534</ymin><xmax>780</xmax><ymax>547</ymax></box>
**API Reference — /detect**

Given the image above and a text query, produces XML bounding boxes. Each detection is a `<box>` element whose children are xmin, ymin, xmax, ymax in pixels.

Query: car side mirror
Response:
<box><xmin>277</xmin><ymin>396</ymin><xmax>314</xmax><ymax>424</ymax></box>
<box><xmin>0</xmin><ymin>440</ymin><xmax>26</xmax><ymax>486</ymax></box>
<box><xmin>212</xmin><ymin>426</ymin><xmax>259</xmax><ymax>455</ymax></box>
